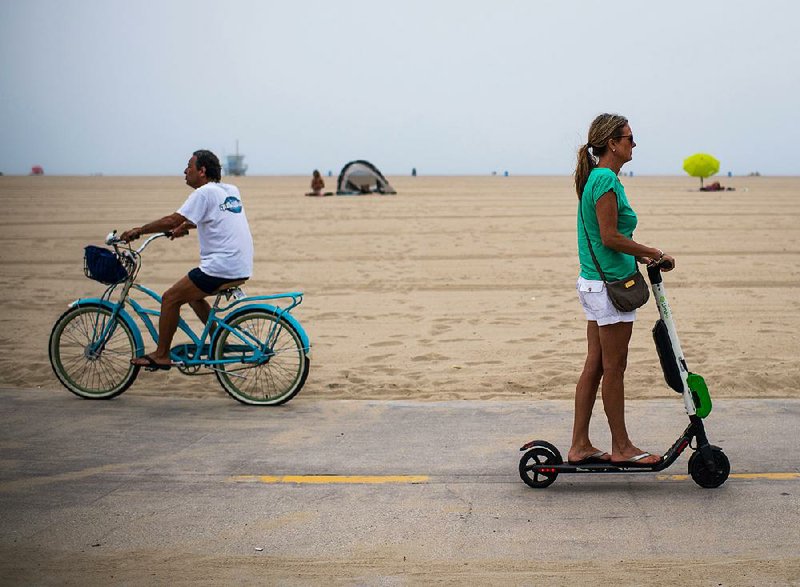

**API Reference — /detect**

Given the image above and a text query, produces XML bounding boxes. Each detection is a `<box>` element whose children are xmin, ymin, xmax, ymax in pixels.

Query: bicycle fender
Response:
<box><xmin>69</xmin><ymin>298</ymin><xmax>145</xmax><ymax>355</ymax></box>
<box><xmin>224</xmin><ymin>303</ymin><xmax>310</xmax><ymax>351</ymax></box>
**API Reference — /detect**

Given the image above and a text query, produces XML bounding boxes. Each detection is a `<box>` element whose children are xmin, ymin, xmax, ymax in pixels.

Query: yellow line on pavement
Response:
<box><xmin>230</xmin><ymin>475</ymin><xmax>429</xmax><ymax>484</ymax></box>
<box><xmin>657</xmin><ymin>472</ymin><xmax>800</xmax><ymax>481</ymax></box>
<box><xmin>231</xmin><ymin>472</ymin><xmax>798</xmax><ymax>484</ymax></box>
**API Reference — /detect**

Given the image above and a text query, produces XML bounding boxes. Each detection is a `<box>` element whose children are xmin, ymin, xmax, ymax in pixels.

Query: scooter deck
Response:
<box><xmin>539</xmin><ymin>459</ymin><xmax>674</xmax><ymax>474</ymax></box>
<box><xmin>524</xmin><ymin>417</ymin><xmax>707</xmax><ymax>476</ymax></box>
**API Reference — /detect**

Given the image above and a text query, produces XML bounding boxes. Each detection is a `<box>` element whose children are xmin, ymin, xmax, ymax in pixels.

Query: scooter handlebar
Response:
<box><xmin>646</xmin><ymin>258</ymin><xmax>673</xmax><ymax>284</ymax></box>
<box><xmin>658</xmin><ymin>258</ymin><xmax>674</xmax><ymax>271</ymax></box>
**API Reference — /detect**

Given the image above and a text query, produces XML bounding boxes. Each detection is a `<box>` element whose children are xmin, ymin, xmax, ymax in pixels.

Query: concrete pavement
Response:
<box><xmin>1</xmin><ymin>388</ymin><xmax>798</xmax><ymax>584</ymax></box>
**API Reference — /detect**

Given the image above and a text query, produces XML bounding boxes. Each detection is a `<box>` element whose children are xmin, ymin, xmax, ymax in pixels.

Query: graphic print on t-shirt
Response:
<box><xmin>219</xmin><ymin>196</ymin><xmax>242</xmax><ymax>213</ymax></box>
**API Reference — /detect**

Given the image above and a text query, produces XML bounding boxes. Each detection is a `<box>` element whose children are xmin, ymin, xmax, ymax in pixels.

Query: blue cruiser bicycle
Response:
<box><xmin>48</xmin><ymin>231</ymin><xmax>311</xmax><ymax>405</ymax></box>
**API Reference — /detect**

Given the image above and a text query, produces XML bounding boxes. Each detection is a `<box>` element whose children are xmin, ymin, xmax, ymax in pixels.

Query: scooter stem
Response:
<box><xmin>647</xmin><ymin>263</ymin><xmax>696</xmax><ymax>416</ymax></box>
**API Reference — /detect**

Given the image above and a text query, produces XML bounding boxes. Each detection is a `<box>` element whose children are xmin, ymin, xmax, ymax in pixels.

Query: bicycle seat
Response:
<box><xmin>213</xmin><ymin>279</ymin><xmax>248</xmax><ymax>294</ymax></box>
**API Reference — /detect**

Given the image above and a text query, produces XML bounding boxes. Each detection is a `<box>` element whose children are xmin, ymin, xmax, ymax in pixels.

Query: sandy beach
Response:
<box><xmin>0</xmin><ymin>174</ymin><xmax>798</xmax><ymax>401</ymax></box>
<box><xmin>2</xmin><ymin>173</ymin><xmax>800</xmax><ymax>585</ymax></box>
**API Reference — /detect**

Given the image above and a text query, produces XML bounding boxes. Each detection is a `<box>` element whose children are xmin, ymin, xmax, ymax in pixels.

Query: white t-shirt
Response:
<box><xmin>177</xmin><ymin>182</ymin><xmax>254</xmax><ymax>278</ymax></box>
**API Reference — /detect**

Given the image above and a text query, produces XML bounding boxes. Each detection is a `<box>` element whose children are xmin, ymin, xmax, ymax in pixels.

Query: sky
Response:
<box><xmin>1</xmin><ymin>0</ymin><xmax>799</xmax><ymax>176</ymax></box>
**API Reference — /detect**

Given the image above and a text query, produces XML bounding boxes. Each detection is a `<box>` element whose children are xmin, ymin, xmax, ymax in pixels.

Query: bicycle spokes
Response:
<box><xmin>212</xmin><ymin>309</ymin><xmax>308</xmax><ymax>405</ymax></box>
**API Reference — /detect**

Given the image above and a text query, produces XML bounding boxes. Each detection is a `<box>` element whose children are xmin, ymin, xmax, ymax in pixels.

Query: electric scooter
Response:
<box><xmin>518</xmin><ymin>260</ymin><xmax>730</xmax><ymax>489</ymax></box>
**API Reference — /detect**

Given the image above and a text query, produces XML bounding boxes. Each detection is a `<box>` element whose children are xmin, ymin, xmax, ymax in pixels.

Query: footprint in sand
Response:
<box><xmin>374</xmin><ymin>366</ymin><xmax>402</xmax><ymax>376</ymax></box>
<box><xmin>430</xmin><ymin>325</ymin><xmax>453</xmax><ymax>337</ymax></box>
<box><xmin>411</xmin><ymin>353</ymin><xmax>451</xmax><ymax>362</ymax></box>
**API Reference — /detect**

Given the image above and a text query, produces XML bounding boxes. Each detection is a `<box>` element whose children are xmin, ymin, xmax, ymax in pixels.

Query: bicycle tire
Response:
<box><xmin>49</xmin><ymin>303</ymin><xmax>139</xmax><ymax>399</ymax></box>
<box><xmin>212</xmin><ymin>308</ymin><xmax>309</xmax><ymax>405</ymax></box>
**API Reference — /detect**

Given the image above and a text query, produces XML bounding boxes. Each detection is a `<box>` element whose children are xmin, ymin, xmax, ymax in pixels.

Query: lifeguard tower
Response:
<box><xmin>225</xmin><ymin>141</ymin><xmax>248</xmax><ymax>176</ymax></box>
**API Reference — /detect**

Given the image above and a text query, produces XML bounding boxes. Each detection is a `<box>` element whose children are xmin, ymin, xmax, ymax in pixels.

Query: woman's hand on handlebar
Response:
<box><xmin>647</xmin><ymin>254</ymin><xmax>675</xmax><ymax>271</ymax></box>
<box><xmin>639</xmin><ymin>253</ymin><xmax>676</xmax><ymax>271</ymax></box>
<box><xmin>658</xmin><ymin>255</ymin><xmax>675</xmax><ymax>271</ymax></box>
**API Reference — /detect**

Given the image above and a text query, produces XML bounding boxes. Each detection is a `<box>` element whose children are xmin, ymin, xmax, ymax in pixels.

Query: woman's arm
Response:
<box><xmin>595</xmin><ymin>191</ymin><xmax>674</xmax><ymax>269</ymax></box>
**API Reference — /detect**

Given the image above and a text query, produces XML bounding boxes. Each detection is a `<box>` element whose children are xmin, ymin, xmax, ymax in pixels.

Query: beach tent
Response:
<box><xmin>336</xmin><ymin>160</ymin><xmax>396</xmax><ymax>195</ymax></box>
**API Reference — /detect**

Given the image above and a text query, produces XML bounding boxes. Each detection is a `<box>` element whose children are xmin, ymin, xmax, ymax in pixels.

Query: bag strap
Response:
<box><xmin>578</xmin><ymin>196</ymin><xmax>609</xmax><ymax>283</ymax></box>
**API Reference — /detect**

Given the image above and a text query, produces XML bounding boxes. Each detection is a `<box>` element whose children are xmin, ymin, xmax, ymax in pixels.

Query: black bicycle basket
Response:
<box><xmin>84</xmin><ymin>245</ymin><xmax>130</xmax><ymax>285</ymax></box>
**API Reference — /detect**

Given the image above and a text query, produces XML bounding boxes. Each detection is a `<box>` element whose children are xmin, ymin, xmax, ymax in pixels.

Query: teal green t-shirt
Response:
<box><xmin>577</xmin><ymin>167</ymin><xmax>638</xmax><ymax>281</ymax></box>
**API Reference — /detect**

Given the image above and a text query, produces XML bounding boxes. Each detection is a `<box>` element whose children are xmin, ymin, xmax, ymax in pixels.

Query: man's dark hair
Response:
<box><xmin>193</xmin><ymin>149</ymin><xmax>222</xmax><ymax>182</ymax></box>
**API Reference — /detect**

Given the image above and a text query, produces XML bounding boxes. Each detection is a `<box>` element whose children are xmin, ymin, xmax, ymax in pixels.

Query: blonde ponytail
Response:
<box><xmin>574</xmin><ymin>143</ymin><xmax>596</xmax><ymax>198</ymax></box>
<box><xmin>573</xmin><ymin>114</ymin><xmax>628</xmax><ymax>198</ymax></box>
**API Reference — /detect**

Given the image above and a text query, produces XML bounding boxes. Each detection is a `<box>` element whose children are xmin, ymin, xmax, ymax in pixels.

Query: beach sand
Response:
<box><xmin>0</xmin><ymin>174</ymin><xmax>798</xmax><ymax>401</ymax></box>
<box><xmin>2</xmin><ymin>174</ymin><xmax>800</xmax><ymax>584</ymax></box>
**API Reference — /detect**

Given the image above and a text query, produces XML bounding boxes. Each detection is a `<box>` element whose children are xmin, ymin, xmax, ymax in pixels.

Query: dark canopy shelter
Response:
<box><xmin>336</xmin><ymin>160</ymin><xmax>396</xmax><ymax>195</ymax></box>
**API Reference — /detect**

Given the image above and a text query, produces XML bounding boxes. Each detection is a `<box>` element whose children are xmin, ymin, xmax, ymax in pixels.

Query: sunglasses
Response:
<box><xmin>615</xmin><ymin>134</ymin><xmax>635</xmax><ymax>143</ymax></box>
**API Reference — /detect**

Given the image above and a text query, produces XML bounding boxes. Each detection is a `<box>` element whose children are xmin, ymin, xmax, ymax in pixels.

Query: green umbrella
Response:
<box><xmin>683</xmin><ymin>153</ymin><xmax>720</xmax><ymax>188</ymax></box>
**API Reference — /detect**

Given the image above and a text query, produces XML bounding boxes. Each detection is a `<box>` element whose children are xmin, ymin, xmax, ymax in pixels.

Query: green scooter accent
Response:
<box><xmin>688</xmin><ymin>373</ymin><xmax>712</xmax><ymax>418</ymax></box>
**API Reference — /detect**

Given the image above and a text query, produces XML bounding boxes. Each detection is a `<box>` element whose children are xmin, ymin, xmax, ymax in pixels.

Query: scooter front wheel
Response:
<box><xmin>519</xmin><ymin>440</ymin><xmax>562</xmax><ymax>489</ymax></box>
<box><xmin>688</xmin><ymin>446</ymin><xmax>730</xmax><ymax>488</ymax></box>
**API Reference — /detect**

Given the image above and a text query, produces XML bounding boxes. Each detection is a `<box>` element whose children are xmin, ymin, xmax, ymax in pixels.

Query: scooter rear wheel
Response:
<box><xmin>688</xmin><ymin>446</ymin><xmax>730</xmax><ymax>488</ymax></box>
<box><xmin>519</xmin><ymin>441</ymin><xmax>562</xmax><ymax>489</ymax></box>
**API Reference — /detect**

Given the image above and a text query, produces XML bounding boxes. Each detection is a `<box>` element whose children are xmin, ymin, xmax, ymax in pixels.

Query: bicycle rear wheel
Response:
<box><xmin>49</xmin><ymin>304</ymin><xmax>139</xmax><ymax>399</ymax></box>
<box><xmin>212</xmin><ymin>309</ymin><xmax>309</xmax><ymax>405</ymax></box>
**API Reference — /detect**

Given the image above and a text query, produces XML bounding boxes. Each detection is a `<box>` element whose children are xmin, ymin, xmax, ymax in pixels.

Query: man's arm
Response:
<box><xmin>169</xmin><ymin>220</ymin><xmax>197</xmax><ymax>239</ymax></box>
<box><xmin>120</xmin><ymin>212</ymin><xmax>187</xmax><ymax>242</ymax></box>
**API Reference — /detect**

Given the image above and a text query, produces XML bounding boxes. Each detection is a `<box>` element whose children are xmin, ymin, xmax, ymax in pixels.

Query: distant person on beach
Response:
<box><xmin>120</xmin><ymin>149</ymin><xmax>253</xmax><ymax>371</ymax></box>
<box><xmin>700</xmin><ymin>181</ymin><xmax>735</xmax><ymax>192</ymax></box>
<box><xmin>569</xmin><ymin>113</ymin><xmax>675</xmax><ymax>467</ymax></box>
<box><xmin>306</xmin><ymin>169</ymin><xmax>326</xmax><ymax>196</ymax></box>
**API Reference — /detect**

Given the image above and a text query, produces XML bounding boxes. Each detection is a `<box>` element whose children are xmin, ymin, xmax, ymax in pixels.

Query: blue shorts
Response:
<box><xmin>188</xmin><ymin>268</ymin><xmax>248</xmax><ymax>295</ymax></box>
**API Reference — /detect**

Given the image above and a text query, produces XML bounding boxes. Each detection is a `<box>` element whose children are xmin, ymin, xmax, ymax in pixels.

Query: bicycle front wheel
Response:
<box><xmin>49</xmin><ymin>304</ymin><xmax>139</xmax><ymax>399</ymax></box>
<box><xmin>212</xmin><ymin>309</ymin><xmax>309</xmax><ymax>405</ymax></box>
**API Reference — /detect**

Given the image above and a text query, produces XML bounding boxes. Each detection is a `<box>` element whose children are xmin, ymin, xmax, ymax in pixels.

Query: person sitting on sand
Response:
<box><xmin>119</xmin><ymin>149</ymin><xmax>254</xmax><ymax>371</ymax></box>
<box><xmin>700</xmin><ymin>181</ymin><xmax>735</xmax><ymax>192</ymax></box>
<box><xmin>306</xmin><ymin>170</ymin><xmax>326</xmax><ymax>196</ymax></box>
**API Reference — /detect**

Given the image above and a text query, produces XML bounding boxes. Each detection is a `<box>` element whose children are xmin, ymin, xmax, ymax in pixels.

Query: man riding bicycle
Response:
<box><xmin>120</xmin><ymin>149</ymin><xmax>254</xmax><ymax>370</ymax></box>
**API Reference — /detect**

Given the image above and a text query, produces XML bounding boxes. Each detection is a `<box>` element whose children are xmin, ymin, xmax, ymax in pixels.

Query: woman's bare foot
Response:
<box><xmin>568</xmin><ymin>446</ymin><xmax>611</xmax><ymax>465</ymax></box>
<box><xmin>611</xmin><ymin>444</ymin><xmax>661</xmax><ymax>465</ymax></box>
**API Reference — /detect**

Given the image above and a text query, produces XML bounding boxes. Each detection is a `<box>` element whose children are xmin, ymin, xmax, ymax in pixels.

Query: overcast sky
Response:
<box><xmin>2</xmin><ymin>0</ymin><xmax>798</xmax><ymax>176</ymax></box>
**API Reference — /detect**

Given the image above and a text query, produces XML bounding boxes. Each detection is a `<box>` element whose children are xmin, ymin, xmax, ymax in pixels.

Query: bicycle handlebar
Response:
<box><xmin>106</xmin><ymin>230</ymin><xmax>171</xmax><ymax>254</ymax></box>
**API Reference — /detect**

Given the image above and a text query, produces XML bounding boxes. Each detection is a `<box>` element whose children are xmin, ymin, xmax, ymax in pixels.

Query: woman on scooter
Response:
<box><xmin>569</xmin><ymin>113</ymin><xmax>676</xmax><ymax>467</ymax></box>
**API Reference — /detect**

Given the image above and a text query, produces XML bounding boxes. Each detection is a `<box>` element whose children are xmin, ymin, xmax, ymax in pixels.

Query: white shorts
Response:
<box><xmin>576</xmin><ymin>277</ymin><xmax>636</xmax><ymax>326</ymax></box>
